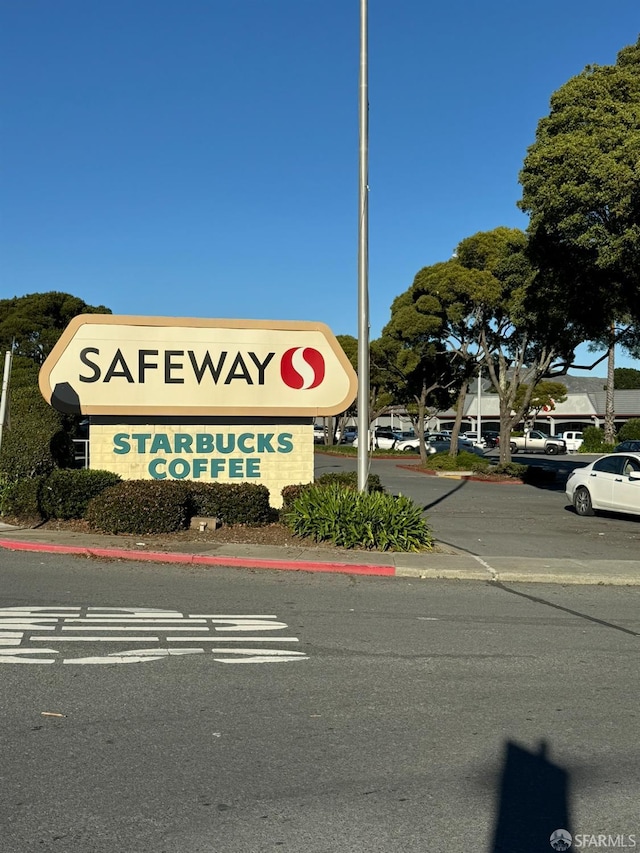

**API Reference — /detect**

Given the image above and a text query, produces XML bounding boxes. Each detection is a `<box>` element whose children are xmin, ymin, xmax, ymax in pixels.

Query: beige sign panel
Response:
<box><xmin>39</xmin><ymin>315</ymin><xmax>358</xmax><ymax>416</ymax></box>
<box><xmin>89</xmin><ymin>423</ymin><xmax>313</xmax><ymax>508</ymax></box>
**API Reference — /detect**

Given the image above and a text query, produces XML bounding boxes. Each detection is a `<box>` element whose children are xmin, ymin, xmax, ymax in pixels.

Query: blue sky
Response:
<box><xmin>1</xmin><ymin>0</ymin><xmax>638</xmax><ymax>374</ymax></box>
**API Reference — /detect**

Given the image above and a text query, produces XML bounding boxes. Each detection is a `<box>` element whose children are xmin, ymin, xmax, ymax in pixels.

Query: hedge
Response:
<box><xmin>85</xmin><ymin>480</ymin><xmax>191</xmax><ymax>534</ymax></box>
<box><xmin>39</xmin><ymin>469</ymin><xmax>122</xmax><ymax>520</ymax></box>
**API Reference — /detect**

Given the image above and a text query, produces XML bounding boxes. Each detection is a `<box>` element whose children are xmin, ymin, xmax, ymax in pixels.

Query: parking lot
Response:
<box><xmin>314</xmin><ymin>451</ymin><xmax>640</xmax><ymax>562</ymax></box>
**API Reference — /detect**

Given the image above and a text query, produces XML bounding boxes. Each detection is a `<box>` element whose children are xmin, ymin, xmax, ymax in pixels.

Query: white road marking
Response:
<box><xmin>32</xmin><ymin>636</ymin><xmax>161</xmax><ymax>642</ymax></box>
<box><xmin>0</xmin><ymin>648</ymin><xmax>58</xmax><ymax>664</ymax></box>
<box><xmin>64</xmin><ymin>648</ymin><xmax>205</xmax><ymax>664</ymax></box>
<box><xmin>62</xmin><ymin>617</ymin><xmax>208</xmax><ymax>622</ymax></box>
<box><xmin>211</xmin><ymin>649</ymin><xmax>308</xmax><ymax>663</ymax></box>
<box><xmin>31</xmin><ymin>636</ymin><xmax>300</xmax><ymax>642</ymax></box>
<box><xmin>60</xmin><ymin>626</ymin><xmax>209</xmax><ymax>632</ymax></box>
<box><xmin>0</xmin><ymin>632</ymin><xmax>24</xmax><ymax>645</ymax></box>
<box><xmin>0</xmin><ymin>606</ymin><xmax>308</xmax><ymax>665</ymax></box>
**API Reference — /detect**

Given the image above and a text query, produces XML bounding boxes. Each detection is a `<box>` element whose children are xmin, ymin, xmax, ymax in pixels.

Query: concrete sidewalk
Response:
<box><xmin>1</xmin><ymin>522</ymin><xmax>639</xmax><ymax>585</ymax></box>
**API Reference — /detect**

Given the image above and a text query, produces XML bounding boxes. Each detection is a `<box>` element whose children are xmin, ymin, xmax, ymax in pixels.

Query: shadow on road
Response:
<box><xmin>489</xmin><ymin>739</ymin><xmax>573</xmax><ymax>852</ymax></box>
<box><xmin>421</xmin><ymin>478</ymin><xmax>468</xmax><ymax>511</ymax></box>
<box><xmin>515</xmin><ymin>456</ymin><xmax>591</xmax><ymax>492</ymax></box>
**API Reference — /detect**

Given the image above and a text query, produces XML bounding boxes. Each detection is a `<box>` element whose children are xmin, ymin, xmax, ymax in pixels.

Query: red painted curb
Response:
<box><xmin>0</xmin><ymin>539</ymin><xmax>396</xmax><ymax>576</ymax></box>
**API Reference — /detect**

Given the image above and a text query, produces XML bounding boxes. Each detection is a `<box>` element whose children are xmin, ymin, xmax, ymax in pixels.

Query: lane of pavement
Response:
<box><xmin>1</xmin><ymin>556</ymin><xmax>638</xmax><ymax>852</ymax></box>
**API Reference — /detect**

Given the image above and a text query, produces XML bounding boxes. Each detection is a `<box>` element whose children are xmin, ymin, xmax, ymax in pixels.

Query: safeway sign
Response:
<box><xmin>39</xmin><ymin>315</ymin><xmax>358</xmax><ymax>416</ymax></box>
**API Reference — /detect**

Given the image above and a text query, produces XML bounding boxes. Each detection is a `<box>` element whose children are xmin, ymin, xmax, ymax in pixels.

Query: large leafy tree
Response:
<box><xmin>378</xmin><ymin>271</ymin><xmax>476</xmax><ymax>462</ymax></box>
<box><xmin>0</xmin><ymin>292</ymin><xmax>111</xmax><ymax>364</ymax></box>
<box><xmin>397</xmin><ymin>228</ymin><xmax>577</xmax><ymax>461</ymax></box>
<box><xmin>0</xmin><ymin>292</ymin><xmax>111</xmax><ymax>478</ymax></box>
<box><xmin>511</xmin><ymin>380</ymin><xmax>568</xmax><ymax>425</ymax></box>
<box><xmin>456</xmin><ymin>229</ymin><xmax>579</xmax><ymax>460</ymax></box>
<box><xmin>519</xmin><ymin>38</ymin><xmax>640</xmax><ymax>345</ymax></box>
<box><xmin>615</xmin><ymin>366</ymin><xmax>640</xmax><ymax>389</ymax></box>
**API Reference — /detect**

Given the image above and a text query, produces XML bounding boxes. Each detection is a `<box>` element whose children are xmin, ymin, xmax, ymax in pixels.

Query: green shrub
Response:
<box><xmin>85</xmin><ymin>480</ymin><xmax>191</xmax><ymax>534</ymax></box>
<box><xmin>281</xmin><ymin>473</ymin><xmax>385</xmax><ymax>513</ymax></box>
<box><xmin>0</xmin><ymin>385</ymin><xmax>74</xmax><ymax>479</ymax></box>
<box><xmin>617</xmin><ymin>418</ymin><xmax>640</xmax><ymax>442</ymax></box>
<box><xmin>491</xmin><ymin>462</ymin><xmax>528</xmax><ymax>479</ymax></box>
<box><xmin>284</xmin><ymin>484</ymin><xmax>433</xmax><ymax>552</ymax></box>
<box><xmin>579</xmin><ymin>426</ymin><xmax>616</xmax><ymax>453</ymax></box>
<box><xmin>0</xmin><ymin>473</ymin><xmax>10</xmax><ymax>516</ymax></box>
<box><xmin>427</xmin><ymin>451</ymin><xmax>490</xmax><ymax>472</ymax></box>
<box><xmin>186</xmin><ymin>482</ymin><xmax>272</xmax><ymax>524</ymax></box>
<box><xmin>315</xmin><ymin>471</ymin><xmax>385</xmax><ymax>492</ymax></box>
<box><xmin>1</xmin><ymin>476</ymin><xmax>47</xmax><ymax>520</ymax></box>
<box><xmin>281</xmin><ymin>483</ymin><xmax>313</xmax><ymax>510</ymax></box>
<box><xmin>40</xmin><ymin>469</ymin><xmax>122</xmax><ymax>520</ymax></box>
<box><xmin>280</xmin><ymin>471</ymin><xmax>384</xmax><ymax>515</ymax></box>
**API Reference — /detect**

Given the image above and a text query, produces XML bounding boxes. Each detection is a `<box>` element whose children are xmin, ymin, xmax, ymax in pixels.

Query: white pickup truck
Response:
<box><xmin>557</xmin><ymin>431</ymin><xmax>583</xmax><ymax>452</ymax></box>
<box><xmin>509</xmin><ymin>430</ymin><xmax>567</xmax><ymax>455</ymax></box>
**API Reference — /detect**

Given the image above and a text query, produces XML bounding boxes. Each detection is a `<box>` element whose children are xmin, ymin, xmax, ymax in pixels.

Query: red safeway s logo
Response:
<box><xmin>280</xmin><ymin>347</ymin><xmax>325</xmax><ymax>389</ymax></box>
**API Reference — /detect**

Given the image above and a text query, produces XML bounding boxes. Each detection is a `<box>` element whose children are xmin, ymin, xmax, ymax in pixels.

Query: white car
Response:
<box><xmin>565</xmin><ymin>452</ymin><xmax>640</xmax><ymax>517</ymax></box>
<box><xmin>395</xmin><ymin>435</ymin><xmax>436</xmax><ymax>454</ymax></box>
<box><xmin>313</xmin><ymin>424</ymin><xmax>326</xmax><ymax>443</ymax></box>
<box><xmin>460</xmin><ymin>432</ymin><xmax>486</xmax><ymax>448</ymax></box>
<box><xmin>352</xmin><ymin>429</ymin><xmax>401</xmax><ymax>450</ymax></box>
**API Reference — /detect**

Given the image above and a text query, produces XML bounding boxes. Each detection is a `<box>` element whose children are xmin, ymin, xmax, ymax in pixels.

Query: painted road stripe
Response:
<box><xmin>61</xmin><ymin>626</ymin><xmax>209</xmax><ymax>632</ymax></box>
<box><xmin>61</xmin><ymin>617</ymin><xmax>208</xmax><ymax>623</ymax></box>
<box><xmin>31</xmin><ymin>636</ymin><xmax>160</xmax><ymax>642</ymax></box>
<box><xmin>0</xmin><ymin>605</ymin><xmax>306</xmax><ymax>665</ymax></box>
<box><xmin>30</xmin><ymin>636</ymin><xmax>299</xmax><ymax>642</ymax></box>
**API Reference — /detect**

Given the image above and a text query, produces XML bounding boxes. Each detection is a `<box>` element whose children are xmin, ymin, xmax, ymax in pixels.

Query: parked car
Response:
<box><xmin>428</xmin><ymin>433</ymin><xmax>454</xmax><ymax>444</ymax></box>
<box><xmin>614</xmin><ymin>440</ymin><xmax>640</xmax><ymax>453</ymax></box>
<box><xmin>313</xmin><ymin>424</ymin><xmax>326</xmax><ymax>443</ymax></box>
<box><xmin>482</xmin><ymin>431</ymin><xmax>500</xmax><ymax>449</ymax></box>
<box><xmin>352</xmin><ymin>428</ymin><xmax>403</xmax><ymax>450</ymax></box>
<box><xmin>557</xmin><ymin>431</ymin><xmax>584</xmax><ymax>452</ymax></box>
<box><xmin>338</xmin><ymin>427</ymin><xmax>358</xmax><ymax>444</ymax></box>
<box><xmin>565</xmin><ymin>452</ymin><xmax>640</xmax><ymax>517</ymax></box>
<box><xmin>395</xmin><ymin>434</ymin><xmax>436</xmax><ymax>454</ymax></box>
<box><xmin>460</xmin><ymin>432</ymin><xmax>486</xmax><ymax>448</ymax></box>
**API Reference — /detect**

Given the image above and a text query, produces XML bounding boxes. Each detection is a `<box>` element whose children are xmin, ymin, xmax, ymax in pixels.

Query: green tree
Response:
<box><xmin>512</xmin><ymin>380</ymin><xmax>568</xmax><ymax>425</ymax></box>
<box><xmin>519</xmin><ymin>38</ymin><xmax>640</xmax><ymax>343</ymax></box>
<box><xmin>618</xmin><ymin>418</ymin><xmax>640</xmax><ymax>440</ymax></box>
<box><xmin>0</xmin><ymin>353</ymin><xmax>74</xmax><ymax>479</ymax></box>
<box><xmin>376</xmin><ymin>292</ymin><xmax>467</xmax><ymax>463</ymax></box>
<box><xmin>398</xmin><ymin>228</ymin><xmax>577</xmax><ymax>461</ymax></box>
<box><xmin>615</xmin><ymin>367</ymin><xmax>640</xmax><ymax>389</ymax></box>
<box><xmin>0</xmin><ymin>291</ymin><xmax>111</xmax><ymax>364</ymax></box>
<box><xmin>0</xmin><ymin>292</ymin><xmax>111</xmax><ymax>479</ymax></box>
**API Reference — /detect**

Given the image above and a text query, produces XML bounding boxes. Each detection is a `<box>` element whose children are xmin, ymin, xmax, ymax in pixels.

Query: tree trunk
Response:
<box><xmin>416</xmin><ymin>386</ymin><xmax>429</xmax><ymax>465</ymax></box>
<box><xmin>604</xmin><ymin>328</ymin><xmax>616</xmax><ymax>444</ymax></box>
<box><xmin>449</xmin><ymin>383</ymin><xmax>467</xmax><ymax>456</ymax></box>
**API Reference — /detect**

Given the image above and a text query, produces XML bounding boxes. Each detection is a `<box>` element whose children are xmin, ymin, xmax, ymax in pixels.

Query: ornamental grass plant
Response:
<box><xmin>284</xmin><ymin>483</ymin><xmax>433</xmax><ymax>552</ymax></box>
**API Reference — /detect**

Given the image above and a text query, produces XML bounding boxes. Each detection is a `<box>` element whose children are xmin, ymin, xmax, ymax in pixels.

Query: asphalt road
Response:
<box><xmin>1</xmin><ymin>553</ymin><xmax>638</xmax><ymax>852</ymax></box>
<box><xmin>315</xmin><ymin>451</ymin><xmax>640</xmax><ymax>561</ymax></box>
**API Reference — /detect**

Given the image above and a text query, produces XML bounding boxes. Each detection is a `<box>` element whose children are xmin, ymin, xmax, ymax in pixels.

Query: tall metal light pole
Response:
<box><xmin>357</xmin><ymin>0</ymin><xmax>370</xmax><ymax>491</ymax></box>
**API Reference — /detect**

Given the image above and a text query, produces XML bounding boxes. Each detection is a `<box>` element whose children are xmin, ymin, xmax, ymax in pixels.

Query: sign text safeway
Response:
<box><xmin>79</xmin><ymin>347</ymin><xmax>275</xmax><ymax>385</ymax></box>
